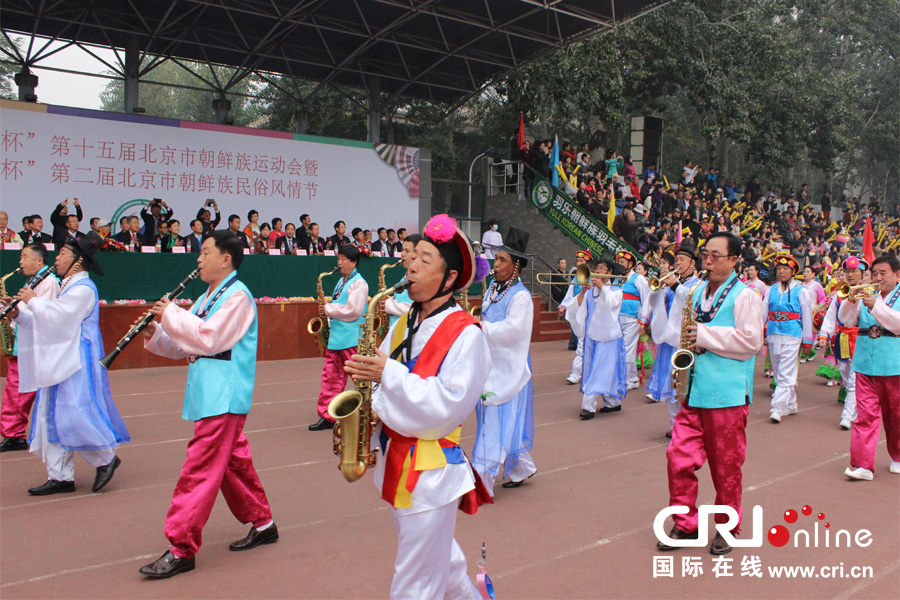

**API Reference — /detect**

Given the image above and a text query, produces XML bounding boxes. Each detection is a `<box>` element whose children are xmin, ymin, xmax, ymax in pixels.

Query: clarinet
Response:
<box><xmin>99</xmin><ymin>268</ymin><xmax>200</xmax><ymax>369</ymax></box>
<box><xmin>0</xmin><ymin>267</ymin><xmax>58</xmax><ymax>319</ymax></box>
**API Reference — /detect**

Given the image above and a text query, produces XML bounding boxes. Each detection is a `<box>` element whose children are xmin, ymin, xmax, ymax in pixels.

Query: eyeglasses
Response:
<box><xmin>698</xmin><ymin>251</ymin><xmax>735</xmax><ymax>261</ymax></box>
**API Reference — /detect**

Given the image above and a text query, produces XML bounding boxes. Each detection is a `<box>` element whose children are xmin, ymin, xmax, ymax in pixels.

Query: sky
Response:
<box><xmin>8</xmin><ymin>34</ymin><xmax>111</xmax><ymax>110</ymax></box>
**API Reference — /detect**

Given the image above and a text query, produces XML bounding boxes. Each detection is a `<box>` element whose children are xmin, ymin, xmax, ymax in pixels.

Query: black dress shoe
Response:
<box><xmin>579</xmin><ymin>410</ymin><xmax>595</xmax><ymax>420</ymax></box>
<box><xmin>598</xmin><ymin>405</ymin><xmax>622</xmax><ymax>413</ymax></box>
<box><xmin>229</xmin><ymin>523</ymin><xmax>279</xmax><ymax>551</ymax></box>
<box><xmin>656</xmin><ymin>525</ymin><xmax>699</xmax><ymax>550</ymax></box>
<box><xmin>665</xmin><ymin>430</ymin><xmax>672</xmax><ymax>439</ymax></box>
<box><xmin>139</xmin><ymin>550</ymin><xmax>195</xmax><ymax>578</ymax></box>
<box><xmin>308</xmin><ymin>418</ymin><xmax>335</xmax><ymax>431</ymax></box>
<box><xmin>0</xmin><ymin>437</ymin><xmax>28</xmax><ymax>452</ymax></box>
<box><xmin>710</xmin><ymin>532</ymin><xmax>733</xmax><ymax>555</ymax></box>
<box><xmin>28</xmin><ymin>479</ymin><xmax>75</xmax><ymax>496</ymax></box>
<box><xmin>92</xmin><ymin>456</ymin><xmax>121</xmax><ymax>492</ymax></box>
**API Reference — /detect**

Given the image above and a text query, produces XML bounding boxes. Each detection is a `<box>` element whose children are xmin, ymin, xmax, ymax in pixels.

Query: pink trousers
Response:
<box><xmin>165</xmin><ymin>413</ymin><xmax>272</xmax><ymax>559</ymax></box>
<box><xmin>850</xmin><ymin>374</ymin><xmax>900</xmax><ymax>471</ymax></box>
<box><xmin>316</xmin><ymin>347</ymin><xmax>356</xmax><ymax>420</ymax></box>
<box><xmin>1</xmin><ymin>357</ymin><xmax>36</xmax><ymax>439</ymax></box>
<box><xmin>666</xmin><ymin>403</ymin><xmax>749</xmax><ymax>534</ymax></box>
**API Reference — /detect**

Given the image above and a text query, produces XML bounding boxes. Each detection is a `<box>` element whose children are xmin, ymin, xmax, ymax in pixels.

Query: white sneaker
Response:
<box><xmin>646</xmin><ymin>393</ymin><xmax>656</xmax><ymax>402</ymax></box>
<box><xmin>786</xmin><ymin>405</ymin><xmax>799</xmax><ymax>416</ymax></box>
<box><xmin>844</xmin><ymin>467</ymin><xmax>874</xmax><ymax>481</ymax></box>
<box><xmin>566</xmin><ymin>374</ymin><xmax>580</xmax><ymax>385</ymax></box>
<box><xmin>839</xmin><ymin>419</ymin><xmax>851</xmax><ymax>430</ymax></box>
<box><xmin>826</xmin><ymin>380</ymin><xmax>838</xmax><ymax>387</ymax></box>
<box><xmin>890</xmin><ymin>461</ymin><xmax>900</xmax><ymax>474</ymax></box>
<box><xmin>770</xmin><ymin>411</ymin><xmax>781</xmax><ymax>424</ymax></box>
<box><xmin>627</xmin><ymin>382</ymin><xmax>640</xmax><ymax>390</ymax></box>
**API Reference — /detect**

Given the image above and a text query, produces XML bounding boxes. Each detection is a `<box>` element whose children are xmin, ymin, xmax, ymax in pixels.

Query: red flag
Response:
<box><xmin>517</xmin><ymin>112</ymin><xmax>525</xmax><ymax>151</ymax></box>
<box><xmin>862</xmin><ymin>216</ymin><xmax>875</xmax><ymax>265</ymax></box>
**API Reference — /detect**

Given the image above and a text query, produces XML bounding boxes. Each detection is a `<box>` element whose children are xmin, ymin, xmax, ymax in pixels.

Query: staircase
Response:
<box><xmin>533</xmin><ymin>297</ymin><xmax>572</xmax><ymax>343</ymax></box>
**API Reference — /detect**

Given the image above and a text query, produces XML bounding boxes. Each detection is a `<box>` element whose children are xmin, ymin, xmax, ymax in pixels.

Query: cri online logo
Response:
<box><xmin>654</xmin><ymin>505</ymin><xmax>873</xmax><ymax>549</ymax></box>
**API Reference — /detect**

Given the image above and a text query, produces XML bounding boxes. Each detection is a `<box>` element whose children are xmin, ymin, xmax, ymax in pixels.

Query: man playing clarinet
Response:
<box><xmin>139</xmin><ymin>230</ymin><xmax>277</xmax><ymax>578</ymax></box>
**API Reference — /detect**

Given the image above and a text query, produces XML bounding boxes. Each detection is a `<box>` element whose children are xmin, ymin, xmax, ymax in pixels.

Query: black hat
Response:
<box><xmin>675</xmin><ymin>239</ymin><xmax>697</xmax><ymax>261</ymax></box>
<box><xmin>486</xmin><ymin>226</ymin><xmax>530</xmax><ymax>267</ymax></box>
<box><xmin>64</xmin><ymin>231</ymin><xmax>105</xmax><ymax>276</ymax></box>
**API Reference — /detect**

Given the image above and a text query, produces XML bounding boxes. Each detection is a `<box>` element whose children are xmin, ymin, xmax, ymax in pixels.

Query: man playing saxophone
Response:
<box><xmin>344</xmin><ymin>214</ymin><xmax>491</xmax><ymax>599</ymax></box>
<box><xmin>0</xmin><ymin>244</ymin><xmax>59</xmax><ymax>452</ymax></box>
<box><xmin>382</xmin><ymin>233</ymin><xmax>420</xmax><ymax>329</ymax></box>
<box><xmin>657</xmin><ymin>232</ymin><xmax>763</xmax><ymax>556</ymax></box>
<box><xmin>309</xmin><ymin>245</ymin><xmax>368</xmax><ymax>431</ymax></box>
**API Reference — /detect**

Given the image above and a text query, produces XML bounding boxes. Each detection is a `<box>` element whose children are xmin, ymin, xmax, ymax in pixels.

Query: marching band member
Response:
<box><xmin>616</xmin><ymin>250</ymin><xmax>650</xmax><ymax>391</ymax></box>
<box><xmin>817</xmin><ymin>256</ymin><xmax>866</xmax><ymax>429</ymax></box>
<box><xmin>474</xmin><ymin>228</ymin><xmax>536</xmax><ymax>490</ymax></box>
<box><xmin>644</xmin><ymin>242</ymin><xmax>701</xmax><ymax>436</ymax></box>
<box><xmin>838</xmin><ymin>255</ymin><xmax>900</xmax><ymax>481</ymax></box>
<box><xmin>384</xmin><ymin>234</ymin><xmax>420</xmax><ymax>328</ymax></box>
<box><xmin>140</xmin><ymin>230</ymin><xmax>276</xmax><ymax>578</ymax></box>
<box><xmin>561</xmin><ymin>249</ymin><xmax>592</xmax><ymax>385</ymax></box>
<box><xmin>658</xmin><ymin>232</ymin><xmax>764</xmax><ymax>556</ymax></box>
<box><xmin>763</xmin><ymin>255</ymin><xmax>814</xmax><ymax>423</ymax></box>
<box><xmin>0</xmin><ymin>244</ymin><xmax>59</xmax><ymax>452</ymax></box>
<box><xmin>744</xmin><ymin>262</ymin><xmax>768</xmax><ymax>298</ymax></box>
<box><xmin>8</xmin><ymin>233</ymin><xmax>129</xmax><ymax>495</ymax></box>
<box><xmin>310</xmin><ymin>245</ymin><xmax>369</xmax><ymax>431</ymax></box>
<box><xmin>566</xmin><ymin>259</ymin><xmax>627</xmax><ymax>420</ymax></box>
<box><xmin>344</xmin><ymin>214</ymin><xmax>491</xmax><ymax>599</ymax></box>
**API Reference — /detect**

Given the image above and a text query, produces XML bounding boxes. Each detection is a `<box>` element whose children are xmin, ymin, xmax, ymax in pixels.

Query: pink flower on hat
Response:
<box><xmin>424</xmin><ymin>214</ymin><xmax>457</xmax><ymax>244</ymax></box>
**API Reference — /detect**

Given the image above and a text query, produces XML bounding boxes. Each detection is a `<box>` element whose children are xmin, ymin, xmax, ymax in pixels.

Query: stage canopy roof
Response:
<box><xmin>2</xmin><ymin>0</ymin><xmax>670</xmax><ymax>106</ymax></box>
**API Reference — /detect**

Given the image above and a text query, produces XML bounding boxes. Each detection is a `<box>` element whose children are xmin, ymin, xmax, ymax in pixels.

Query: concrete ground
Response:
<box><xmin>1</xmin><ymin>341</ymin><xmax>897</xmax><ymax>599</ymax></box>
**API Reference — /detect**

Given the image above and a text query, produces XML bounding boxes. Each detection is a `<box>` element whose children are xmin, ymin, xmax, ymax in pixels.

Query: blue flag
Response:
<box><xmin>550</xmin><ymin>134</ymin><xmax>560</xmax><ymax>187</ymax></box>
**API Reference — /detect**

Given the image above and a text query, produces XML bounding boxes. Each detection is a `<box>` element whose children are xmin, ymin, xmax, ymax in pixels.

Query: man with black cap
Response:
<box><xmin>566</xmin><ymin>258</ymin><xmax>628</xmax><ymax>419</ymax></box>
<box><xmin>344</xmin><ymin>214</ymin><xmax>491</xmax><ymax>599</ymax></box>
<box><xmin>474</xmin><ymin>226</ymin><xmax>537</xmax><ymax>490</ymax></box>
<box><xmin>643</xmin><ymin>242</ymin><xmax>703</xmax><ymax>436</ymax></box>
<box><xmin>8</xmin><ymin>232</ymin><xmax>129</xmax><ymax>495</ymax></box>
<box><xmin>616</xmin><ymin>250</ymin><xmax>650</xmax><ymax>391</ymax></box>
<box><xmin>763</xmin><ymin>254</ymin><xmax>814</xmax><ymax>423</ymax></box>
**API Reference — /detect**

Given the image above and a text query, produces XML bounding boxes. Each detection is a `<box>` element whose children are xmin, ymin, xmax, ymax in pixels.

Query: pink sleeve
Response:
<box><xmin>696</xmin><ymin>288</ymin><xmax>764</xmax><ymax>361</ymax></box>
<box><xmin>870</xmin><ymin>297</ymin><xmax>900</xmax><ymax>336</ymax></box>
<box><xmin>144</xmin><ymin>323</ymin><xmax>189</xmax><ymax>360</ymax></box>
<box><xmin>158</xmin><ymin>290</ymin><xmax>254</xmax><ymax>356</ymax></box>
<box><xmin>324</xmin><ymin>279</ymin><xmax>368</xmax><ymax>321</ymax></box>
<box><xmin>815</xmin><ymin>283</ymin><xmax>827</xmax><ymax>305</ymax></box>
<box><xmin>34</xmin><ymin>276</ymin><xmax>60</xmax><ymax>300</ymax></box>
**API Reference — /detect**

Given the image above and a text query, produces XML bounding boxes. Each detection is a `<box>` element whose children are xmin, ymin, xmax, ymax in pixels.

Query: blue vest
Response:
<box><xmin>183</xmin><ymin>272</ymin><xmax>258</xmax><ymax>421</ymax></box>
<box><xmin>767</xmin><ymin>282</ymin><xmax>803</xmax><ymax>338</ymax></box>
<box><xmin>482</xmin><ymin>280</ymin><xmax>528</xmax><ymax>323</ymax></box>
<box><xmin>853</xmin><ymin>283</ymin><xmax>900</xmax><ymax>377</ymax></box>
<box><xmin>688</xmin><ymin>273</ymin><xmax>755</xmax><ymax>408</ymax></box>
<box><xmin>12</xmin><ymin>266</ymin><xmax>56</xmax><ymax>357</ymax></box>
<box><xmin>388</xmin><ymin>288</ymin><xmax>411</xmax><ymax>328</ymax></box>
<box><xmin>621</xmin><ymin>272</ymin><xmax>641</xmax><ymax>318</ymax></box>
<box><xmin>328</xmin><ymin>271</ymin><xmax>365</xmax><ymax>351</ymax></box>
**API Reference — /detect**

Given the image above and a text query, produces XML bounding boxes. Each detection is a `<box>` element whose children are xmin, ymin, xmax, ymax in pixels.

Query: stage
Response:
<box><xmin>0</xmin><ymin>341</ymin><xmax>897</xmax><ymax>599</ymax></box>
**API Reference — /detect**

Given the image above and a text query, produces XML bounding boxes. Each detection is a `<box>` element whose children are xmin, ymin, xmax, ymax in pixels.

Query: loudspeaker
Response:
<box><xmin>630</xmin><ymin>116</ymin><xmax>664</xmax><ymax>177</ymax></box>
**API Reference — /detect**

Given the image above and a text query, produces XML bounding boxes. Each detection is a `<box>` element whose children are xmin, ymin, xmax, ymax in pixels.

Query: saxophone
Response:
<box><xmin>671</xmin><ymin>271</ymin><xmax>708</xmax><ymax>403</ymax></box>
<box><xmin>376</xmin><ymin>260</ymin><xmax>400</xmax><ymax>340</ymax></box>
<box><xmin>469</xmin><ymin>270</ymin><xmax>492</xmax><ymax>318</ymax></box>
<box><xmin>328</xmin><ymin>276</ymin><xmax>412</xmax><ymax>482</ymax></box>
<box><xmin>307</xmin><ymin>268</ymin><xmax>337</xmax><ymax>356</ymax></box>
<box><xmin>0</xmin><ymin>268</ymin><xmax>22</xmax><ymax>355</ymax></box>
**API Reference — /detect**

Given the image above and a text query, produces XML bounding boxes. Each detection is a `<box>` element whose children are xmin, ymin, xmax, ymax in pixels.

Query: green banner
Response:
<box><xmin>0</xmin><ymin>251</ymin><xmax>482</xmax><ymax>303</ymax></box>
<box><xmin>529</xmin><ymin>172</ymin><xmax>643</xmax><ymax>262</ymax></box>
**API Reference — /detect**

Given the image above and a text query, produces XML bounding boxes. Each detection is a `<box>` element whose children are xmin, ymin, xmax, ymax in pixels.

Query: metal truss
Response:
<box><xmin>1</xmin><ymin>0</ymin><xmax>671</xmax><ymax>110</ymax></box>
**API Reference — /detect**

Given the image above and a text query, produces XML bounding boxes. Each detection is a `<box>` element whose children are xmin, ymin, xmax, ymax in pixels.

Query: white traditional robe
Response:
<box><xmin>372</xmin><ymin>305</ymin><xmax>489</xmax><ymax>600</ymax></box>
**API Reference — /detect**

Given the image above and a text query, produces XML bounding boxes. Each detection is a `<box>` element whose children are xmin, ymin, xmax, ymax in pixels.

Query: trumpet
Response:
<box><xmin>99</xmin><ymin>268</ymin><xmax>200</xmax><ymax>369</ymax></box>
<box><xmin>835</xmin><ymin>282</ymin><xmax>880</xmax><ymax>300</ymax></box>
<box><xmin>535</xmin><ymin>263</ymin><xmax>593</xmax><ymax>286</ymax></box>
<box><xmin>649</xmin><ymin>269</ymin><xmax>678</xmax><ymax>291</ymax></box>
